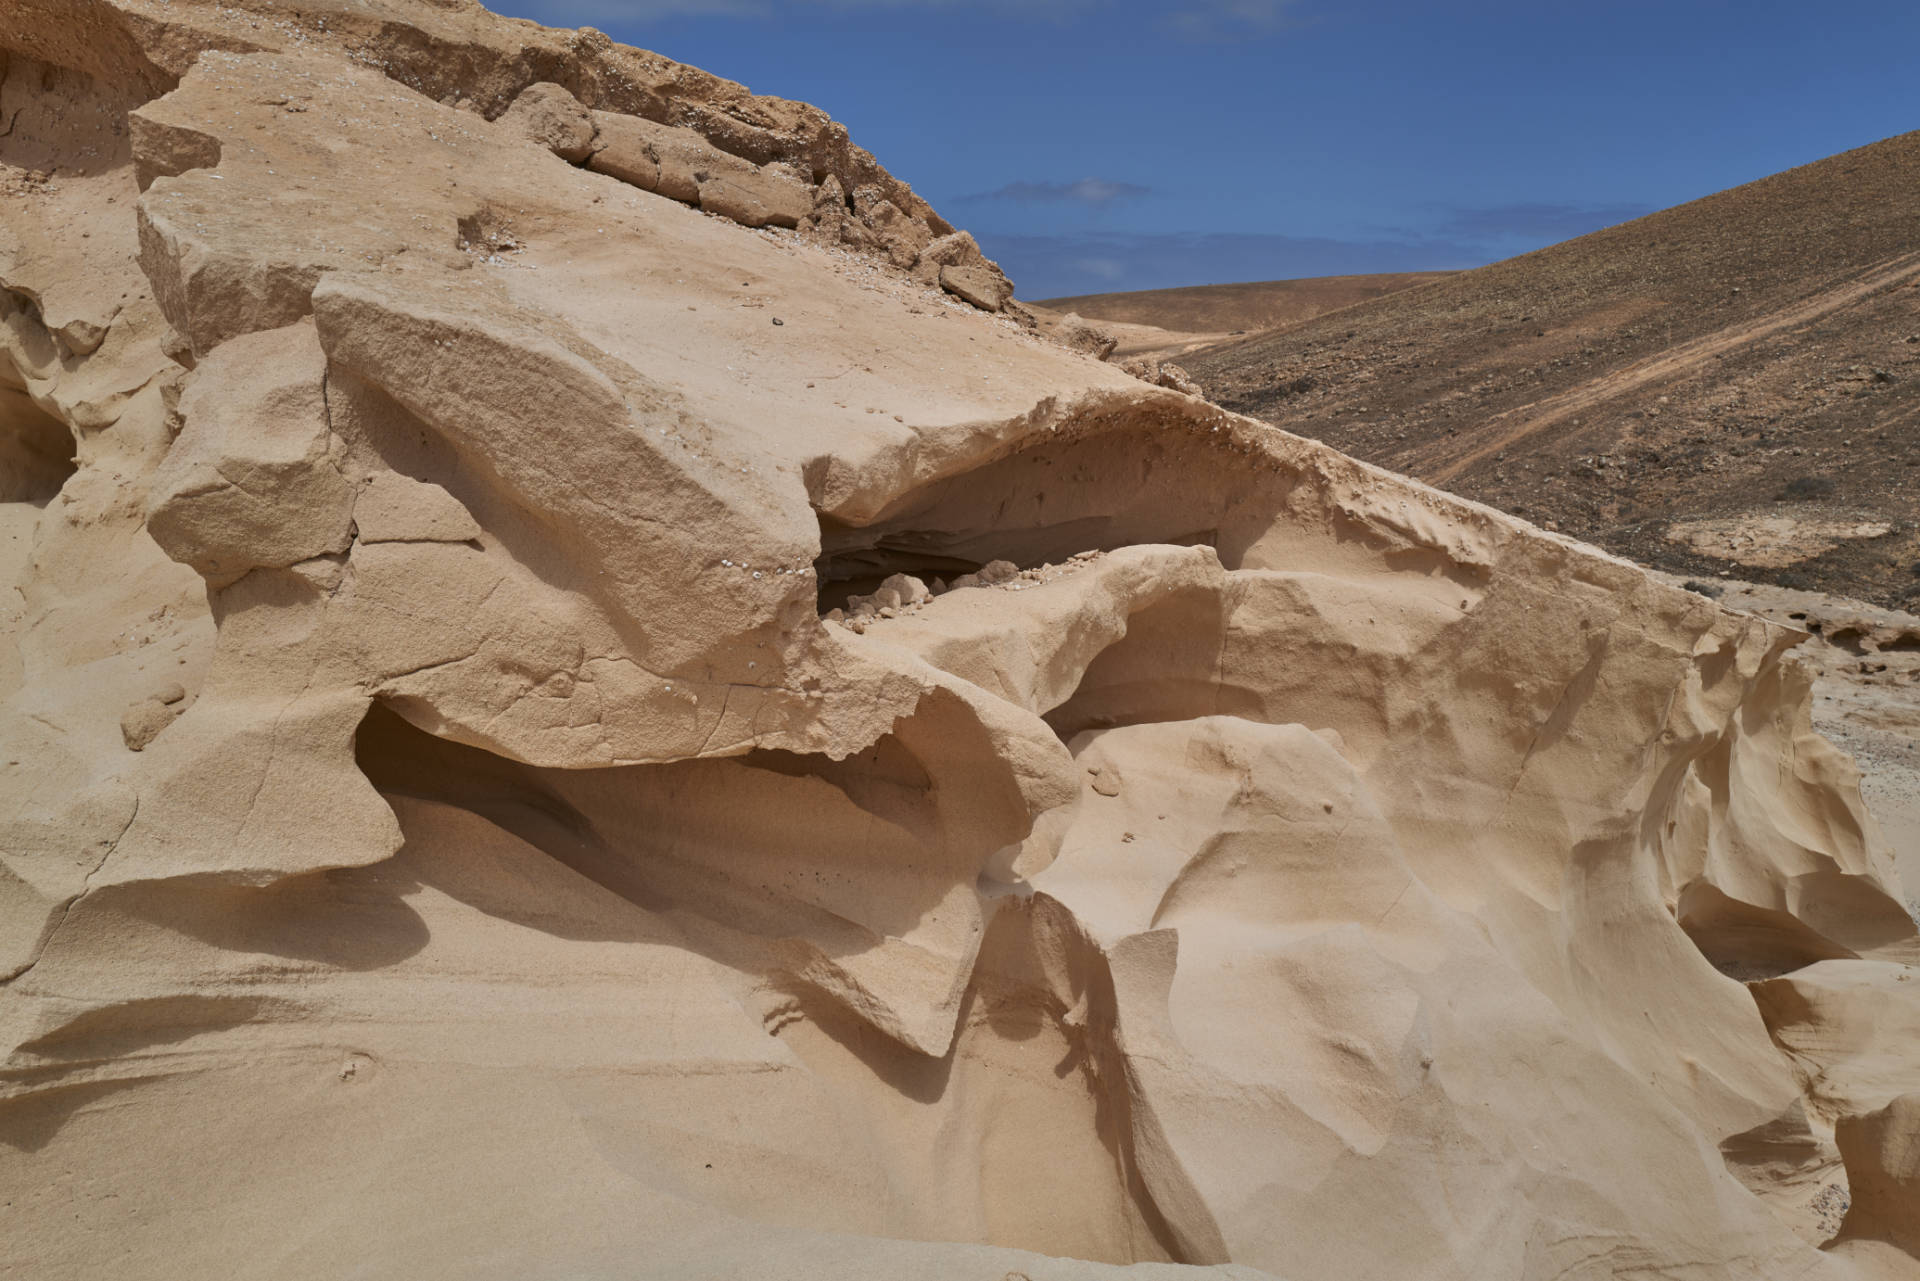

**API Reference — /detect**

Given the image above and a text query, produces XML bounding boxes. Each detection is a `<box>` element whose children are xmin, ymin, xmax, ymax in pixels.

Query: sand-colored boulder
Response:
<box><xmin>914</xmin><ymin>230</ymin><xmax>1018</xmax><ymax>310</ymax></box>
<box><xmin>588</xmin><ymin>111</ymin><xmax>812</xmax><ymax>228</ymax></box>
<box><xmin>145</xmin><ymin>321</ymin><xmax>353</xmax><ymax>583</ymax></box>
<box><xmin>698</xmin><ymin>162</ymin><xmax>815</xmax><ymax>230</ymax></box>
<box><xmin>587</xmin><ymin>110</ymin><xmax>697</xmax><ymax>201</ymax></box>
<box><xmin>914</xmin><ymin>228</ymin><xmax>989</xmax><ymax>281</ymax></box>
<box><xmin>854</xmin><ymin>187</ymin><xmax>935</xmax><ymax>268</ymax></box>
<box><xmin>119</xmin><ymin>683</ymin><xmax>188</xmax><ymax>751</ymax></box>
<box><xmin>941</xmin><ymin>263</ymin><xmax>1015</xmax><ymax>312</ymax></box>
<box><xmin>144</xmin><ymin>322</ymin><xmax>355</xmax><ymax>583</ymax></box>
<box><xmin>1054</xmin><ymin>311</ymin><xmax>1121</xmax><ymax>360</ymax></box>
<box><xmin>1121</xmin><ymin>354</ymin><xmax>1203</xmax><ymax>394</ymax></box>
<box><xmin>497</xmin><ymin>81</ymin><xmax>596</xmax><ymax>162</ymax></box>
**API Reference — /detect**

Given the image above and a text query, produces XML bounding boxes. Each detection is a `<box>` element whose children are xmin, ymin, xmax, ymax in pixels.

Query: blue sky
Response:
<box><xmin>490</xmin><ymin>0</ymin><xmax>1920</xmax><ymax>298</ymax></box>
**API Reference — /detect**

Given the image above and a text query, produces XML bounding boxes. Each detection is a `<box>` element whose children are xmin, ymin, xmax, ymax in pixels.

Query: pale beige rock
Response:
<box><xmin>1055</xmin><ymin>312</ymin><xmax>1122</xmax><ymax>360</ymax></box>
<box><xmin>119</xmin><ymin>694</ymin><xmax>183</xmax><ymax>750</ymax></box>
<box><xmin>1751</xmin><ymin>961</ymin><xmax>1920</xmax><ymax>1121</ymax></box>
<box><xmin>914</xmin><ymin>231</ymin><xmax>1017</xmax><ymax>312</ymax></box>
<box><xmin>699</xmin><ymin>162</ymin><xmax>814</xmax><ymax>230</ymax></box>
<box><xmin>126</xmin><ymin>110</ymin><xmax>220</xmax><ymax>193</ymax></box>
<box><xmin>1831</xmin><ymin>1094</ymin><xmax>1920</xmax><ymax>1262</ymax></box>
<box><xmin>1121</xmin><ymin>355</ymin><xmax>1204</xmax><ymax>395</ymax></box>
<box><xmin>914</xmin><ymin>229</ymin><xmax>989</xmax><ymax>281</ymax></box>
<box><xmin>586</xmin><ymin>110</ymin><xmax>677</xmax><ymax>196</ymax></box>
<box><xmin>942</xmin><ymin>263</ymin><xmax>1015</xmax><ymax>312</ymax></box>
<box><xmin>352</xmin><ymin>472</ymin><xmax>482</xmax><ymax>544</ymax></box>
<box><xmin>498</xmin><ymin>82</ymin><xmax>596</xmax><ymax>162</ymax></box>
<box><xmin>879</xmin><ymin>571</ymin><xmax>931</xmax><ymax>605</ymax></box>
<box><xmin>145</xmin><ymin>321</ymin><xmax>354</xmax><ymax>583</ymax></box>
<box><xmin>857</xmin><ymin>187</ymin><xmax>935</xmax><ymax>267</ymax></box>
<box><xmin>4</xmin><ymin>4</ymin><xmax>1920</xmax><ymax>1281</ymax></box>
<box><xmin>588</xmin><ymin>111</ymin><xmax>812</xmax><ymax>228</ymax></box>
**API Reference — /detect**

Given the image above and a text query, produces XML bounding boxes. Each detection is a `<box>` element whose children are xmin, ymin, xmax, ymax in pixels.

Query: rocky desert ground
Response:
<box><xmin>1187</xmin><ymin>132</ymin><xmax>1920</xmax><ymax>611</ymax></box>
<box><xmin>1039</xmin><ymin>271</ymin><xmax>1453</xmax><ymax>361</ymax></box>
<box><xmin>2</xmin><ymin>3</ymin><xmax>1918</xmax><ymax>1280</ymax></box>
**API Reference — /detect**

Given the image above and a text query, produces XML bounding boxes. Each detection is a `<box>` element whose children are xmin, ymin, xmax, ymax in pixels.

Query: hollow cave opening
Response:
<box><xmin>809</xmin><ymin>420</ymin><xmax>1282</xmax><ymax>613</ymax></box>
<box><xmin>812</xmin><ymin>517</ymin><xmax>1229</xmax><ymax>618</ymax></box>
<box><xmin>812</xmin><ymin>524</ymin><xmax>991</xmax><ymax>612</ymax></box>
<box><xmin>1</xmin><ymin>384</ymin><xmax>76</xmax><ymax>506</ymax></box>
<box><xmin>1825</xmin><ymin>626</ymin><xmax>1868</xmax><ymax>656</ymax></box>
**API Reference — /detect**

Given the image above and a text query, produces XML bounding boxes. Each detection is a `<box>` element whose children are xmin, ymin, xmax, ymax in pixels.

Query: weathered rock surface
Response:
<box><xmin>1121</xmin><ymin>354</ymin><xmax>1204</xmax><ymax>395</ymax></box>
<box><xmin>941</xmin><ymin>263</ymin><xmax>1015</xmax><ymax>312</ymax></box>
<box><xmin>145</xmin><ymin>321</ymin><xmax>354</xmax><ymax>582</ymax></box>
<box><xmin>3</xmin><ymin>4</ymin><xmax>1919</xmax><ymax>1281</ymax></box>
<box><xmin>497</xmin><ymin>81</ymin><xmax>597</xmax><ymax>163</ymax></box>
<box><xmin>588</xmin><ymin>110</ymin><xmax>813</xmax><ymax>228</ymax></box>
<box><xmin>1831</xmin><ymin>1094</ymin><xmax>1920</xmax><ymax>1268</ymax></box>
<box><xmin>1049</xmin><ymin>310</ymin><xmax>1123</xmax><ymax>360</ymax></box>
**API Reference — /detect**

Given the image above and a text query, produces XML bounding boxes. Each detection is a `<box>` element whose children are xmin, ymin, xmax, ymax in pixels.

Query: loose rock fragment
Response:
<box><xmin>121</xmin><ymin>694</ymin><xmax>187</xmax><ymax>751</ymax></box>
<box><xmin>497</xmin><ymin>82</ymin><xmax>596</xmax><ymax>163</ymax></box>
<box><xmin>940</xmin><ymin>264</ymin><xmax>1014</xmax><ymax>312</ymax></box>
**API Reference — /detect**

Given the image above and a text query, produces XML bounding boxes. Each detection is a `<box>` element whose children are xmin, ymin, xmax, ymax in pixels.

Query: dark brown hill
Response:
<box><xmin>1037</xmin><ymin>271</ymin><xmax>1454</xmax><ymax>336</ymax></box>
<box><xmin>1187</xmin><ymin>131</ymin><xmax>1920</xmax><ymax>609</ymax></box>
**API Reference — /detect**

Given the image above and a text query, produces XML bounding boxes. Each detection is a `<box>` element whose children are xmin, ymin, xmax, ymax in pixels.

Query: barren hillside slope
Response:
<box><xmin>1189</xmin><ymin>132</ymin><xmax>1920</xmax><ymax>608</ymax></box>
<box><xmin>1040</xmin><ymin>271</ymin><xmax>1454</xmax><ymax>338</ymax></box>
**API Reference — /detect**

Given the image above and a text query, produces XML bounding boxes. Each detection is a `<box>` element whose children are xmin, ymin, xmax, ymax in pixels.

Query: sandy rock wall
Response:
<box><xmin>17</xmin><ymin>0</ymin><xmax>1021</xmax><ymax>311</ymax></box>
<box><xmin>3</xmin><ymin>4</ymin><xmax>1920</xmax><ymax>1280</ymax></box>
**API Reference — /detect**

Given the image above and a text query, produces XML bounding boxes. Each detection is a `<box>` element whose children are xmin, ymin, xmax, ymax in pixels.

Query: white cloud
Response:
<box><xmin>1164</xmin><ymin>0</ymin><xmax>1301</xmax><ymax>38</ymax></box>
<box><xmin>1067</xmin><ymin>256</ymin><xmax>1128</xmax><ymax>281</ymax></box>
<box><xmin>963</xmin><ymin>177</ymin><xmax>1152</xmax><ymax>205</ymax></box>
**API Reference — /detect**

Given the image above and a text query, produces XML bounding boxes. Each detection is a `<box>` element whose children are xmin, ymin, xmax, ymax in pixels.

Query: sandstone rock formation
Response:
<box><xmin>3</xmin><ymin>3</ymin><xmax>1919</xmax><ymax>1279</ymax></box>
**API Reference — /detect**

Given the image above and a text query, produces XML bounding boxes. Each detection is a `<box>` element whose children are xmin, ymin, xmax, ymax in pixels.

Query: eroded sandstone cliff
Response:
<box><xmin>3</xmin><ymin>4</ymin><xmax>1918</xmax><ymax>1279</ymax></box>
